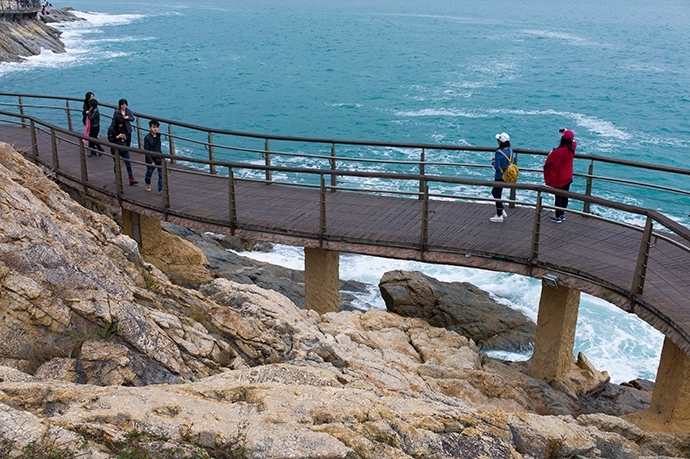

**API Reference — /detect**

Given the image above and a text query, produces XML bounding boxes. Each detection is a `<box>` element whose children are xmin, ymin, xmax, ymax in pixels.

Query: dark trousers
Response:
<box><xmin>88</xmin><ymin>125</ymin><xmax>104</xmax><ymax>152</ymax></box>
<box><xmin>554</xmin><ymin>181</ymin><xmax>572</xmax><ymax>218</ymax></box>
<box><xmin>112</xmin><ymin>148</ymin><xmax>134</xmax><ymax>178</ymax></box>
<box><xmin>492</xmin><ymin>180</ymin><xmax>504</xmax><ymax>215</ymax></box>
<box><xmin>145</xmin><ymin>156</ymin><xmax>163</xmax><ymax>191</ymax></box>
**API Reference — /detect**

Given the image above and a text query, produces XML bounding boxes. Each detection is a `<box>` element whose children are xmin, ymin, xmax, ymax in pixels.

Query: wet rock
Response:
<box><xmin>379</xmin><ymin>270</ymin><xmax>536</xmax><ymax>351</ymax></box>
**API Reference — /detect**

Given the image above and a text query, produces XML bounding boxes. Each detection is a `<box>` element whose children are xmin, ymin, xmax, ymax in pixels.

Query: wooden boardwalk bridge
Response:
<box><xmin>1</xmin><ymin>94</ymin><xmax>690</xmax><ymax>432</ymax></box>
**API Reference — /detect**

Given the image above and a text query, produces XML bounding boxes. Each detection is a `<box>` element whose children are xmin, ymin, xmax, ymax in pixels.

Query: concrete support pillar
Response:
<box><xmin>121</xmin><ymin>208</ymin><xmax>141</xmax><ymax>246</ymax></box>
<box><xmin>529</xmin><ymin>282</ymin><xmax>581</xmax><ymax>381</ymax></box>
<box><xmin>650</xmin><ymin>337</ymin><xmax>690</xmax><ymax>424</ymax></box>
<box><xmin>304</xmin><ymin>248</ymin><xmax>340</xmax><ymax>314</ymax></box>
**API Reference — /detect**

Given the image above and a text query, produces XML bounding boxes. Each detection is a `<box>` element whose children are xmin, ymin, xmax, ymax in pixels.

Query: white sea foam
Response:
<box><xmin>521</xmin><ymin>29</ymin><xmax>610</xmax><ymax>48</ymax></box>
<box><xmin>70</xmin><ymin>10</ymin><xmax>145</xmax><ymax>27</ymax></box>
<box><xmin>395</xmin><ymin>108</ymin><xmax>487</xmax><ymax>118</ymax></box>
<box><xmin>0</xmin><ymin>11</ymin><xmax>146</xmax><ymax>77</ymax></box>
<box><xmin>236</xmin><ymin>243</ymin><xmax>662</xmax><ymax>383</ymax></box>
<box><xmin>488</xmin><ymin>108</ymin><xmax>632</xmax><ymax>140</ymax></box>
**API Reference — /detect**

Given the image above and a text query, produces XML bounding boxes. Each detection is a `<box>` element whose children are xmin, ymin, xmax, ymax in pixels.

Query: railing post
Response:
<box><xmin>228</xmin><ymin>168</ymin><xmax>236</xmax><ymax>235</ymax></box>
<box><xmin>418</xmin><ymin>148</ymin><xmax>425</xmax><ymax>200</ymax></box>
<box><xmin>630</xmin><ymin>216</ymin><xmax>654</xmax><ymax>300</ymax></box>
<box><xmin>161</xmin><ymin>160</ymin><xmax>170</xmax><ymax>212</ymax></box>
<box><xmin>208</xmin><ymin>131</ymin><xmax>216</xmax><ymax>174</ymax></box>
<box><xmin>78</xmin><ymin>137</ymin><xmax>88</xmax><ymax>192</ymax></box>
<box><xmin>420</xmin><ymin>182</ymin><xmax>429</xmax><ymax>252</ymax></box>
<box><xmin>135</xmin><ymin>116</ymin><xmax>143</xmax><ymax>149</ymax></box>
<box><xmin>65</xmin><ymin>100</ymin><xmax>73</xmax><ymax>132</ymax></box>
<box><xmin>264</xmin><ymin>138</ymin><xmax>272</xmax><ymax>183</ymax></box>
<box><xmin>330</xmin><ymin>143</ymin><xmax>337</xmax><ymax>191</ymax></box>
<box><xmin>18</xmin><ymin>96</ymin><xmax>26</xmax><ymax>128</ymax></box>
<box><xmin>114</xmin><ymin>149</ymin><xmax>123</xmax><ymax>201</ymax></box>
<box><xmin>508</xmin><ymin>151</ymin><xmax>517</xmax><ymax>208</ymax></box>
<box><xmin>530</xmin><ymin>191</ymin><xmax>543</xmax><ymax>262</ymax></box>
<box><xmin>50</xmin><ymin>128</ymin><xmax>59</xmax><ymax>171</ymax></box>
<box><xmin>29</xmin><ymin>119</ymin><xmax>38</xmax><ymax>161</ymax></box>
<box><xmin>319</xmin><ymin>174</ymin><xmax>326</xmax><ymax>245</ymax></box>
<box><xmin>167</xmin><ymin>124</ymin><xmax>176</xmax><ymax>163</ymax></box>
<box><xmin>583</xmin><ymin>160</ymin><xmax>594</xmax><ymax>214</ymax></box>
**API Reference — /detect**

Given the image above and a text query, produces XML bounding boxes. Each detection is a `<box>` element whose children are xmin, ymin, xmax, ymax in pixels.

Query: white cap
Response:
<box><xmin>495</xmin><ymin>132</ymin><xmax>510</xmax><ymax>143</ymax></box>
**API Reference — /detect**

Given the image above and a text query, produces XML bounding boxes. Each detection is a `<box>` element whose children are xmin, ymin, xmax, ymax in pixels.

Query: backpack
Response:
<box><xmin>499</xmin><ymin>149</ymin><xmax>519</xmax><ymax>183</ymax></box>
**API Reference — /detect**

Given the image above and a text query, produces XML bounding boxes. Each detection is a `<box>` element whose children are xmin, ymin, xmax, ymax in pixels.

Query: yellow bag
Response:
<box><xmin>500</xmin><ymin>149</ymin><xmax>519</xmax><ymax>183</ymax></box>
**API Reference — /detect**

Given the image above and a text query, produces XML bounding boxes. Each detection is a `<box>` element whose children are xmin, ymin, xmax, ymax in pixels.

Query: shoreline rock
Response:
<box><xmin>0</xmin><ymin>140</ymin><xmax>684</xmax><ymax>457</ymax></box>
<box><xmin>379</xmin><ymin>269</ymin><xmax>536</xmax><ymax>351</ymax></box>
<box><xmin>0</xmin><ymin>7</ymin><xmax>82</xmax><ymax>63</ymax></box>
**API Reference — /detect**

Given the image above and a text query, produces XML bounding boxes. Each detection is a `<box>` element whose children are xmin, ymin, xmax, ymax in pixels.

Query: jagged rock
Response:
<box><xmin>39</xmin><ymin>7</ymin><xmax>84</xmax><ymax>24</ymax></box>
<box><xmin>0</xmin><ymin>17</ymin><xmax>65</xmax><ymax>63</ymax></box>
<box><xmin>0</xmin><ymin>141</ymin><xmax>686</xmax><ymax>457</ymax></box>
<box><xmin>162</xmin><ymin>221</ymin><xmax>373</xmax><ymax>309</ymax></box>
<box><xmin>379</xmin><ymin>270</ymin><xmax>536</xmax><ymax>351</ymax></box>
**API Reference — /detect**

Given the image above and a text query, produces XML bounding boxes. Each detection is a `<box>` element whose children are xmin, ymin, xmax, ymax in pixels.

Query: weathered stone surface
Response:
<box><xmin>0</xmin><ymin>16</ymin><xmax>66</xmax><ymax>63</ymax></box>
<box><xmin>139</xmin><ymin>214</ymin><xmax>213</xmax><ymax>288</ymax></box>
<box><xmin>39</xmin><ymin>7</ymin><xmax>84</xmax><ymax>24</ymax></box>
<box><xmin>379</xmin><ymin>270</ymin><xmax>536</xmax><ymax>351</ymax></box>
<box><xmin>0</xmin><ymin>367</ymin><xmax>687</xmax><ymax>459</ymax></box>
<box><xmin>162</xmin><ymin>221</ymin><xmax>373</xmax><ymax>310</ymax></box>
<box><xmin>0</xmin><ymin>141</ymin><xmax>685</xmax><ymax>457</ymax></box>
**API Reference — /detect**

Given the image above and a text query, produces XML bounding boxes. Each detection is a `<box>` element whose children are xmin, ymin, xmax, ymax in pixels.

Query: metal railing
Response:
<box><xmin>2</xmin><ymin>93</ymin><xmax>689</xmax><ymax>225</ymax></box>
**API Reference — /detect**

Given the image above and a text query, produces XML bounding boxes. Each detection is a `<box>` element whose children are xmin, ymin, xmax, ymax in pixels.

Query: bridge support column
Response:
<box><xmin>529</xmin><ymin>281</ymin><xmax>580</xmax><ymax>381</ymax></box>
<box><xmin>650</xmin><ymin>337</ymin><xmax>690</xmax><ymax>422</ymax></box>
<box><xmin>304</xmin><ymin>248</ymin><xmax>339</xmax><ymax>314</ymax></box>
<box><xmin>624</xmin><ymin>338</ymin><xmax>690</xmax><ymax>434</ymax></box>
<box><xmin>121</xmin><ymin>208</ymin><xmax>141</xmax><ymax>246</ymax></box>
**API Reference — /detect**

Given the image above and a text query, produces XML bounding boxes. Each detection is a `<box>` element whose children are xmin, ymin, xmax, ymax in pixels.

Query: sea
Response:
<box><xmin>2</xmin><ymin>0</ymin><xmax>690</xmax><ymax>384</ymax></box>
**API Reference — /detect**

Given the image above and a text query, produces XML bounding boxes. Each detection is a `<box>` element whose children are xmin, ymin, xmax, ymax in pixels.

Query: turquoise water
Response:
<box><xmin>3</xmin><ymin>0</ymin><xmax>690</xmax><ymax>382</ymax></box>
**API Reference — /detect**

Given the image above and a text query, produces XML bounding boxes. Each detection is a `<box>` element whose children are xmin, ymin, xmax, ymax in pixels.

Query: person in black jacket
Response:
<box><xmin>107</xmin><ymin>116</ymin><xmax>138</xmax><ymax>185</ymax></box>
<box><xmin>112</xmin><ymin>98</ymin><xmax>135</xmax><ymax>148</ymax></box>
<box><xmin>143</xmin><ymin>119</ymin><xmax>163</xmax><ymax>193</ymax></box>
<box><xmin>85</xmin><ymin>99</ymin><xmax>105</xmax><ymax>156</ymax></box>
<box><xmin>81</xmin><ymin>91</ymin><xmax>94</xmax><ymax>126</ymax></box>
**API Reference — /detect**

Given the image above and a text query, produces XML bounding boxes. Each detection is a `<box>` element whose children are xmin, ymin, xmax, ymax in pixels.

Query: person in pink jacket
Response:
<box><xmin>543</xmin><ymin>129</ymin><xmax>576</xmax><ymax>223</ymax></box>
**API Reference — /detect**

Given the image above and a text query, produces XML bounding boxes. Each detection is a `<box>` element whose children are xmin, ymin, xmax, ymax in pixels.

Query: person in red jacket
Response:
<box><xmin>544</xmin><ymin>129</ymin><xmax>576</xmax><ymax>223</ymax></box>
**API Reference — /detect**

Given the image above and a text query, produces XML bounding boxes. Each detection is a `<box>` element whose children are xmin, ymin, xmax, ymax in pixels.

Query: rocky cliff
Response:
<box><xmin>0</xmin><ymin>8</ymin><xmax>81</xmax><ymax>63</ymax></box>
<box><xmin>0</xmin><ymin>140</ymin><xmax>687</xmax><ymax>458</ymax></box>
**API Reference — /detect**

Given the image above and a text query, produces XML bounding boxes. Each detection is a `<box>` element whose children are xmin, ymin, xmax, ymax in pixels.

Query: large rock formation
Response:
<box><xmin>380</xmin><ymin>270</ymin><xmax>536</xmax><ymax>351</ymax></box>
<box><xmin>0</xmin><ymin>8</ymin><xmax>81</xmax><ymax>63</ymax></box>
<box><xmin>0</xmin><ymin>141</ymin><xmax>687</xmax><ymax>458</ymax></box>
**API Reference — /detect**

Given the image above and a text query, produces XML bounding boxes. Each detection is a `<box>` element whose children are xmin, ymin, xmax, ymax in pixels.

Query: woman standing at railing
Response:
<box><xmin>489</xmin><ymin>132</ymin><xmax>512</xmax><ymax>223</ymax></box>
<box><xmin>544</xmin><ymin>129</ymin><xmax>576</xmax><ymax>223</ymax></box>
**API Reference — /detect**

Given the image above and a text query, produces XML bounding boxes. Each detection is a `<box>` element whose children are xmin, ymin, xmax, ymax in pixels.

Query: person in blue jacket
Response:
<box><xmin>490</xmin><ymin>132</ymin><xmax>512</xmax><ymax>223</ymax></box>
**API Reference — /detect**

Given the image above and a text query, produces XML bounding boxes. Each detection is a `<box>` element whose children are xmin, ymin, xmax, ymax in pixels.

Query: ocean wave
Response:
<box><xmin>520</xmin><ymin>29</ymin><xmax>610</xmax><ymax>48</ymax></box>
<box><xmin>71</xmin><ymin>10</ymin><xmax>145</xmax><ymax>27</ymax></box>
<box><xmin>0</xmin><ymin>11</ymin><xmax>148</xmax><ymax>77</ymax></box>
<box><xmin>488</xmin><ymin>108</ymin><xmax>632</xmax><ymax>140</ymax></box>
<box><xmin>395</xmin><ymin>108</ymin><xmax>488</xmax><ymax>118</ymax></box>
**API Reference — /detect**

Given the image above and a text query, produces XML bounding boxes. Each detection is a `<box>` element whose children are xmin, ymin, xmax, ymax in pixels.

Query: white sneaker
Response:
<box><xmin>501</xmin><ymin>210</ymin><xmax>508</xmax><ymax>218</ymax></box>
<box><xmin>489</xmin><ymin>215</ymin><xmax>504</xmax><ymax>223</ymax></box>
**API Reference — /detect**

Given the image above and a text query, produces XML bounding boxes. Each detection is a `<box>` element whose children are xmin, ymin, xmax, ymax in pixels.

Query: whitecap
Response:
<box><xmin>395</xmin><ymin>108</ymin><xmax>487</xmax><ymax>118</ymax></box>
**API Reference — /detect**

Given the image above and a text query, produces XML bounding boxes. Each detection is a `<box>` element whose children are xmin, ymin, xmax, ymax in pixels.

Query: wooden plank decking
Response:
<box><xmin>2</xmin><ymin>122</ymin><xmax>690</xmax><ymax>357</ymax></box>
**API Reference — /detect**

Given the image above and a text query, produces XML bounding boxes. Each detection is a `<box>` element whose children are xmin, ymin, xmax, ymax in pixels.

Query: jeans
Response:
<box><xmin>112</xmin><ymin>148</ymin><xmax>134</xmax><ymax>178</ymax></box>
<box><xmin>145</xmin><ymin>156</ymin><xmax>163</xmax><ymax>192</ymax></box>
